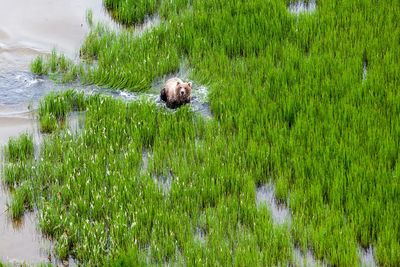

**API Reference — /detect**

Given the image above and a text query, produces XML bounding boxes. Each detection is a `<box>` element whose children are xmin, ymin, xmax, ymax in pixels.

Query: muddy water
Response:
<box><xmin>0</xmin><ymin>198</ymin><xmax>51</xmax><ymax>265</ymax></box>
<box><xmin>0</xmin><ymin>0</ymin><xmax>118</xmax><ymax>71</ymax></box>
<box><xmin>0</xmin><ymin>109</ymin><xmax>50</xmax><ymax>265</ymax></box>
<box><xmin>0</xmin><ymin>113</ymin><xmax>35</xmax><ymax>145</ymax></box>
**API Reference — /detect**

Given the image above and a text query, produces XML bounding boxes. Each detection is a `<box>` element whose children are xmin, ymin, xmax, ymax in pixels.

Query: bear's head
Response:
<box><xmin>175</xmin><ymin>80</ymin><xmax>192</xmax><ymax>104</ymax></box>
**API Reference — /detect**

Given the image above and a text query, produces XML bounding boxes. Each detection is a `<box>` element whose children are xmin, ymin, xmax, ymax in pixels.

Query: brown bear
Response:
<box><xmin>160</xmin><ymin>78</ymin><xmax>192</xmax><ymax>108</ymax></box>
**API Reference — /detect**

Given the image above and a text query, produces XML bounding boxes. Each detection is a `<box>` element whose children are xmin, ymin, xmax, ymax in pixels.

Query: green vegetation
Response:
<box><xmin>4</xmin><ymin>133</ymin><xmax>34</xmax><ymax>163</ymax></box>
<box><xmin>38</xmin><ymin>90</ymin><xmax>86</xmax><ymax>133</ymax></box>
<box><xmin>4</xmin><ymin>91</ymin><xmax>292</xmax><ymax>265</ymax></box>
<box><xmin>104</xmin><ymin>0</ymin><xmax>160</xmax><ymax>25</ymax></box>
<box><xmin>13</xmin><ymin>0</ymin><xmax>400</xmax><ymax>266</ymax></box>
<box><xmin>3</xmin><ymin>134</ymin><xmax>35</xmax><ymax>219</ymax></box>
<box><xmin>30</xmin><ymin>49</ymin><xmax>83</xmax><ymax>83</ymax></box>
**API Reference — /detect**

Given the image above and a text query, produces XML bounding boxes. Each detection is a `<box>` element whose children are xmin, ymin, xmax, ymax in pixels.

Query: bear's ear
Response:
<box><xmin>188</xmin><ymin>82</ymin><xmax>192</xmax><ymax>88</ymax></box>
<box><xmin>175</xmin><ymin>81</ymin><xmax>181</xmax><ymax>89</ymax></box>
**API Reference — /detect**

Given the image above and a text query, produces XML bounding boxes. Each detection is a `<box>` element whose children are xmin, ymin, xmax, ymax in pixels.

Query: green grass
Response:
<box><xmin>16</xmin><ymin>0</ymin><xmax>400</xmax><ymax>266</ymax></box>
<box><xmin>4</xmin><ymin>133</ymin><xmax>34</xmax><ymax>163</ymax></box>
<box><xmin>4</xmin><ymin>91</ymin><xmax>292</xmax><ymax>265</ymax></box>
<box><xmin>38</xmin><ymin>89</ymin><xmax>86</xmax><ymax>133</ymax></box>
<box><xmin>30</xmin><ymin>49</ymin><xmax>83</xmax><ymax>83</ymax></box>
<box><xmin>104</xmin><ymin>0</ymin><xmax>160</xmax><ymax>25</ymax></box>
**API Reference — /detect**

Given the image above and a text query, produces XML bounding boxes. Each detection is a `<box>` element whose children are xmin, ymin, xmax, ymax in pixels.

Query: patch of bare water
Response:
<box><xmin>141</xmin><ymin>150</ymin><xmax>152</xmax><ymax>175</ymax></box>
<box><xmin>0</xmin><ymin>108</ymin><xmax>39</xmax><ymax>146</ymax></box>
<box><xmin>66</xmin><ymin>111</ymin><xmax>86</xmax><ymax>136</ymax></box>
<box><xmin>359</xmin><ymin>246</ymin><xmax>377</xmax><ymax>267</ymax></box>
<box><xmin>363</xmin><ymin>60</ymin><xmax>368</xmax><ymax>82</ymax></box>
<box><xmin>153</xmin><ymin>171</ymin><xmax>173</xmax><ymax>197</ymax></box>
<box><xmin>0</xmin><ymin>72</ymin><xmax>70</xmax><ymax>108</ymax></box>
<box><xmin>0</xmin><ymin>199</ymin><xmax>51</xmax><ymax>265</ymax></box>
<box><xmin>292</xmin><ymin>247</ymin><xmax>325</xmax><ymax>267</ymax></box>
<box><xmin>194</xmin><ymin>226</ymin><xmax>206</xmax><ymax>245</ymax></box>
<box><xmin>288</xmin><ymin>0</ymin><xmax>317</xmax><ymax>15</ymax></box>
<box><xmin>0</xmin><ymin>110</ymin><xmax>48</xmax><ymax>265</ymax></box>
<box><xmin>255</xmin><ymin>183</ymin><xmax>291</xmax><ymax>226</ymax></box>
<box><xmin>0</xmin><ymin>0</ymin><xmax>118</xmax><ymax>71</ymax></box>
<box><xmin>0</xmin><ymin>111</ymin><xmax>78</xmax><ymax>266</ymax></box>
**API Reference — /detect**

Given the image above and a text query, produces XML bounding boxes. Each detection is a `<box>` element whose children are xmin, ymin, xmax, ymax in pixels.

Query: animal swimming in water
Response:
<box><xmin>160</xmin><ymin>78</ymin><xmax>192</xmax><ymax>108</ymax></box>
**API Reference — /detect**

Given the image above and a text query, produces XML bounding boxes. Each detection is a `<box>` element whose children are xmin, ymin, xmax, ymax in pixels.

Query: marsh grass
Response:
<box><xmin>4</xmin><ymin>133</ymin><xmax>34</xmax><ymax>163</ymax></box>
<box><xmin>9</xmin><ymin>181</ymin><xmax>34</xmax><ymax>219</ymax></box>
<box><xmin>31</xmin><ymin>50</ymin><xmax>82</xmax><ymax>83</ymax></box>
<box><xmin>38</xmin><ymin>90</ymin><xmax>86</xmax><ymax>133</ymax></box>
<box><xmin>104</xmin><ymin>0</ymin><xmax>160</xmax><ymax>25</ymax></box>
<box><xmin>4</xmin><ymin>91</ymin><xmax>293</xmax><ymax>265</ymax></box>
<box><xmin>30</xmin><ymin>56</ymin><xmax>47</xmax><ymax>76</ymax></box>
<box><xmin>20</xmin><ymin>0</ymin><xmax>400</xmax><ymax>265</ymax></box>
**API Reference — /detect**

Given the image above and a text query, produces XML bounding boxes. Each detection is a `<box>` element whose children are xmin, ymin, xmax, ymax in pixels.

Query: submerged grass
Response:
<box><xmin>18</xmin><ymin>0</ymin><xmax>400</xmax><ymax>265</ymax></box>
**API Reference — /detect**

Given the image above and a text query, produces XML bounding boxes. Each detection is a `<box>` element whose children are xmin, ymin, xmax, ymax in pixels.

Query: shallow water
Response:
<box><xmin>0</xmin><ymin>0</ymin><xmax>118</xmax><ymax>71</ymax></box>
<box><xmin>153</xmin><ymin>172</ymin><xmax>173</xmax><ymax>197</ymax></box>
<box><xmin>255</xmin><ymin>183</ymin><xmax>291</xmax><ymax>226</ymax></box>
<box><xmin>288</xmin><ymin>0</ymin><xmax>317</xmax><ymax>14</ymax></box>
<box><xmin>0</xmin><ymin>110</ymin><xmax>52</xmax><ymax>265</ymax></box>
<box><xmin>359</xmin><ymin>246</ymin><xmax>377</xmax><ymax>267</ymax></box>
<box><xmin>292</xmin><ymin>247</ymin><xmax>325</xmax><ymax>267</ymax></box>
<box><xmin>0</xmin><ymin>204</ymin><xmax>51</xmax><ymax>265</ymax></box>
<box><xmin>0</xmin><ymin>71</ymin><xmax>71</xmax><ymax>108</ymax></box>
<box><xmin>194</xmin><ymin>226</ymin><xmax>206</xmax><ymax>245</ymax></box>
<box><xmin>141</xmin><ymin>150</ymin><xmax>151</xmax><ymax>175</ymax></box>
<box><xmin>0</xmin><ymin>113</ymin><xmax>35</xmax><ymax>146</ymax></box>
<box><xmin>363</xmin><ymin>60</ymin><xmax>368</xmax><ymax>82</ymax></box>
<box><xmin>67</xmin><ymin>111</ymin><xmax>87</xmax><ymax>136</ymax></box>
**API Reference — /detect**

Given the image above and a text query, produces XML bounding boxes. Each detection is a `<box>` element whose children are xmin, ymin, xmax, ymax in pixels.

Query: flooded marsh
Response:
<box><xmin>1</xmin><ymin>0</ymin><xmax>400</xmax><ymax>266</ymax></box>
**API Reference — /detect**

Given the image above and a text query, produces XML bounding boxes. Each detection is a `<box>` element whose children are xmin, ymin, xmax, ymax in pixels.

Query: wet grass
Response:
<box><xmin>38</xmin><ymin>90</ymin><xmax>86</xmax><ymax>133</ymax></box>
<box><xmin>16</xmin><ymin>0</ymin><xmax>400</xmax><ymax>265</ymax></box>
<box><xmin>31</xmin><ymin>50</ymin><xmax>83</xmax><ymax>83</ymax></box>
<box><xmin>4</xmin><ymin>91</ymin><xmax>292</xmax><ymax>265</ymax></box>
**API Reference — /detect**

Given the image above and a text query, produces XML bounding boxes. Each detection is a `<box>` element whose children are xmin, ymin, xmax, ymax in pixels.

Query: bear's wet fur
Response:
<box><xmin>160</xmin><ymin>78</ymin><xmax>192</xmax><ymax>109</ymax></box>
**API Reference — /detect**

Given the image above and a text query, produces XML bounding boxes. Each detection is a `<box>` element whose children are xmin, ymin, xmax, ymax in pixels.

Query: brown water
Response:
<box><xmin>0</xmin><ymin>0</ymin><xmax>118</xmax><ymax>72</ymax></box>
<box><xmin>0</xmin><ymin>113</ymin><xmax>35</xmax><ymax>145</ymax></box>
<box><xmin>0</xmin><ymin>109</ymin><xmax>50</xmax><ymax>265</ymax></box>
